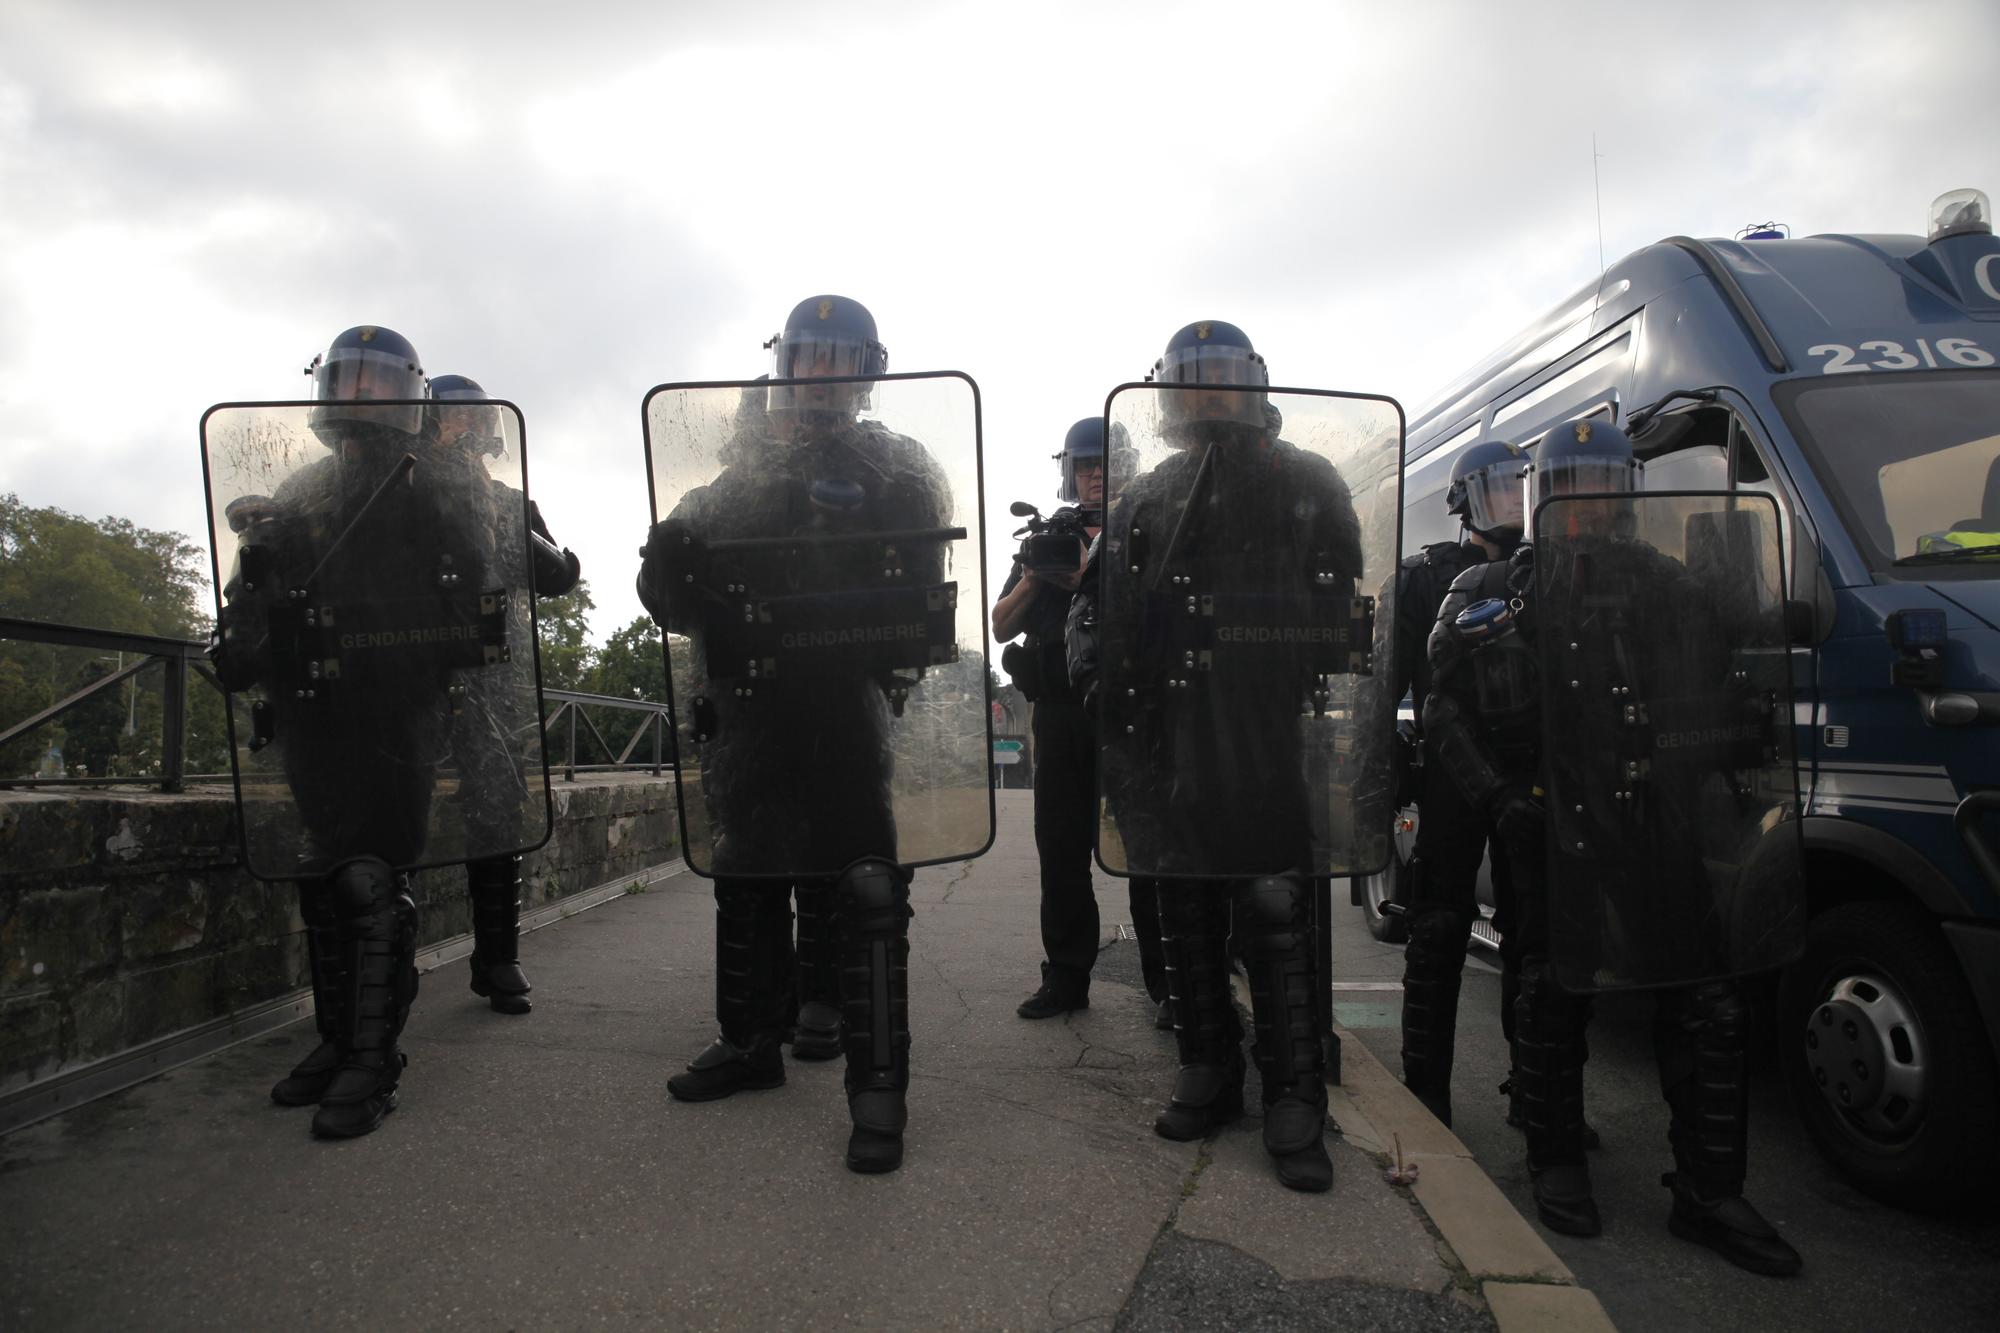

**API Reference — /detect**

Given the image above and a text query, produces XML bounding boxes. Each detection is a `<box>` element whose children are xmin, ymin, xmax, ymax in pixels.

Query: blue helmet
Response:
<box><xmin>766</xmin><ymin>294</ymin><xmax>886</xmax><ymax>415</ymax></box>
<box><xmin>428</xmin><ymin>373</ymin><xmax>486</xmax><ymax>401</ymax></box>
<box><xmin>426</xmin><ymin>373</ymin><xmax>507</xmax><ymax>456</ymax></box>
<box><xmin>1150</xmin><ymin>320</ymin><xmax>1268</xmax><ymax>428</ymax></box>
<box><xmin>1445</xmin><ymin>438</ymin><xmax>1530</xmax><ymax>541</ymax></box>
<box><xmin>304</xmin><ymin>324</ymin><xmax>425</xmax><ymax>436</ymax></box>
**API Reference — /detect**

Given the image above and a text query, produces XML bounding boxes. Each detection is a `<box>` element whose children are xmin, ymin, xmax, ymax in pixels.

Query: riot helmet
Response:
<box><xmin>766</xmin><ymin>295</ymin><xmax>886</xmax><ymax>417</ymax></box>
<box><xmin>1149</xmin><ymin>320</ymin><xmax>1268</xmax><ymax>431</ymax></box>
<box><xmin>1057</xmin><ymin>417</ymin><xmax>1109</xmax><ymax>505</ymax></box>
<box><xmin>426</xmin><ymin>373</ymin><xmax>506</xmax><ymax>457</ymax></box>
<box><xmin>304</xmin><ymin>325</ymin><xmax>425</xmax><ymax>437</ymax></box>
<box><xmin>1531</xmin><ymin>417</ymin><xmax>1641</xmax><ymax>538</ymax></box>
<box><xmin>1445</xmin><ymin>438</ymin><xmax>1529</xmax><ymax>542</ymax></box>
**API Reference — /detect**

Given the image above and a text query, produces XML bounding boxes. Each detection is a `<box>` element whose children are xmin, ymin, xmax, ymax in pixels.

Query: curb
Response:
<box><xmin>1328</xmin><ymin>1020</ymin><xmax>1617</xmax><ymax>1333</ymax></box>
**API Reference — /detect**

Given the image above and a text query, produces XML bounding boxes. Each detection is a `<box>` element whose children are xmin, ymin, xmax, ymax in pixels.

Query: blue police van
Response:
<box><xmin>1364</xmin><ymin>189</ymin><xmax>2000</xmax><ymax>1207</ymax></box>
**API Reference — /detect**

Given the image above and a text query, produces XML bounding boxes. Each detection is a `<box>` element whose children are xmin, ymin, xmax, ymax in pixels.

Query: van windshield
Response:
<box><xmin>1776</xmin><ymin>371</ymin><xmax>2000</xmax><ymax>575</ymax></box>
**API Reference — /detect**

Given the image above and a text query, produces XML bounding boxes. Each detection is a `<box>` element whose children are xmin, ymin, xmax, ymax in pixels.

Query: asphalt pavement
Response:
<box><xmin>1337</xmin><ymin>906</ymin><xmax>2000</xmax><ymax>1333</ymax></box>
<box><xmin>1</xmin><ymin>792</ymin><xmax>1603</xmax><ymax>1332</ymax></box>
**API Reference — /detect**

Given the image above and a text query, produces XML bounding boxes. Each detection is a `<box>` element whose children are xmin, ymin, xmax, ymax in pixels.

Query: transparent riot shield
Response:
<box><xmin>201</xmin><ymin>400</ymin><xmax>552</xmax><ymax>881</ymax></box>
<box><xmin>1095</xmin><ymin>384</ymin><xmax>1404</xmax><ymax>880</ymax></box>
<box><xmin>1535</xmin><ymin>490</ymin><xmax>1804</xmax><ymax>992</ymax></box>
<box><xmin>642</xmin><ymin>372</ymin><xmax>994</xmax><ymax>878</ymax></box>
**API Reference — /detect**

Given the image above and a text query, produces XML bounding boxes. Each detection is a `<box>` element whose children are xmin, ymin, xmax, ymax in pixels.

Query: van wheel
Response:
<box><xmin>1778</xmin><ymin>900</ymin><xmax>2000</xmax><ymax>1210</ymax></box>
<box><xmin>1358</xmin><ymin>850</ymin><xmax>1410</xmax><ymax>944</ymax></box>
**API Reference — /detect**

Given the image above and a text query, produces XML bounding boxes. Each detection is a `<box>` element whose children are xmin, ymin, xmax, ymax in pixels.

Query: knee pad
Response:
<box><xmin>1235</xmin><ymin>874</ymin><xmax>1307</xmax><ymax>934</ymax></box>
<box><xmin>327</xmin><ymin>857</ymin><xmax>397</xmax><ymax>918</ymax></box>
<box><xmin>835</xmin><ymin>858</ymin><xmax>909</xmax><ymax>938</ymax></box>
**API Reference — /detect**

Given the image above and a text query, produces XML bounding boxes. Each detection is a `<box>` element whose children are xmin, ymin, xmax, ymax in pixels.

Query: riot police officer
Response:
<box><xmin>210</xmin><ymin>325</ymin><xmax>547</xmax><ymax>1138</ymax></box>
<box><xmin>1397</xmin><ymin>440</ymin><xmax>1527</xmax><ymax>1125</ymax></box>
<box><xmin>1424</xmin><ymin>419</ymin><xmax>1801</xmax><ymax>1274</ymax></box>
<box><xmin>994</xmin><ymin>418</ymin><xmax>1167</xmax><ymax>1022</ymax></box>
<box><xmin>1072</xmin><ymin>321</ymin><xmax>1373</xmax><ymax>1192</ymax></box>
<box><xmin>429</xmin><ymin>374</ymin><xmax>582</xmax><ymax>1016</ymax></box>
<box><xmin>639</xmin><ymin>295</ymin><xmax>961</xmax><ymax>1173</ymax></box>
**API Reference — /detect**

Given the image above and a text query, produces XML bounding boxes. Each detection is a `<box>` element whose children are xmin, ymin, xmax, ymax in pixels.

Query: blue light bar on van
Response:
<box><xmin>1736</xmin><ymin>222</ymin><xmax>1789</xmax><ymax>241</ymax></box>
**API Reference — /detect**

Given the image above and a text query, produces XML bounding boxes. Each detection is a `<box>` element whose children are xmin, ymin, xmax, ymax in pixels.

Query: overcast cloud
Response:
<box><xmin>2</xmin><ymin>0</ymin><xmax>1994</xmax><ymax>645</ymax></box>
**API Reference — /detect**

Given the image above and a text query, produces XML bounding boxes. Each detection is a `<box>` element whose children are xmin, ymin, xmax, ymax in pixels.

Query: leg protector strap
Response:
<box><xmin>1158</xmin><ymin>882</ymin><xmax>1240</xmax><ymax>1069</ymax></box>
<box><xmin>834</xmin><ymin>859</ymin><xmax>912</xmax><ymax>1097</ymax></box>
<box><xmin>1401</xmin><ymin>905</ymin><xmax>1470</xmax><ymax>1102</ymax></box>
<box><xmin>713</xmin><ymin>878</ymin><xmax>793</xmax><ymax>1048</ymax></box>
<box><xmin>1655</xmin><ymin>980</ymin><xmax>1750</xmax><ymax>1196</ymax></box>
<box><xmin>1234</xmin><ymin>874</ymin><xmax>1326</xmax><ymax>1103</ymax></box>
<box><xmin>1515</xmin><ymin>956</ymin><xmax>1590</xmax><ymax>1168</ymax></box>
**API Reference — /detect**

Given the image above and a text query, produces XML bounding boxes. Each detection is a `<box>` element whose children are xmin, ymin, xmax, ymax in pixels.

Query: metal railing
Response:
<box><xmin>1</xmin><ymin>616</ymin><xmax>674</xmax><ymax>792</ymax></box>
<box><xmin>541</xmin><ymin>689</ymin><xmax>673</xmax><ymax>782</ymax></box>
<box><xmin>0</xmin><ymin>617</ymin><xmax>212</xmax><ymax>792</ymax></box>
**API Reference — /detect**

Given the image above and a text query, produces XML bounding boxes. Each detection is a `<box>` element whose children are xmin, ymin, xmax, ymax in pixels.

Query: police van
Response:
<box><xmin>1364</xmin><ymin>190</ymin><xmax>2000</xmax><ymax>1207</ymax></box>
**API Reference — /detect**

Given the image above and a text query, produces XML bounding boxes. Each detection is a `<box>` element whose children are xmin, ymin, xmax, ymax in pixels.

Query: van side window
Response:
<box><xmin>1636</xmin><ymin>407</ymin><xmax>1729</xmax><ymax>491</ymax></box>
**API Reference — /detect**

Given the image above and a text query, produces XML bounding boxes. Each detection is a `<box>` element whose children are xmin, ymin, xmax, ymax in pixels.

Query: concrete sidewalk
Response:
<box><xmin>0</xmin><ymin>792</ymin><xmax>1608</xmax><ymax>1331</ymax></box>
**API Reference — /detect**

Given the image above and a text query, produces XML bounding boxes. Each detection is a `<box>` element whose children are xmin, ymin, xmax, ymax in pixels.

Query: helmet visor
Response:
<box><xmin>769</xmin><ymin>331</ymin><xmax>883</xmax><ymax>414</ymax></box>
<box><xmin>433</xmin><ymin>402</ymin><xmax>508</xmax><ymax>456</ymax></box>
<box><xmin>1154</xmin><ymin>345</ymin><xmax>1268</xmax><ymax>428</ymax></box>
<box><xmin>1462</xmin><ymin>460</ymin><xmax>1527</xmax><ymax>537</ymax></box>
<box><xmin>309</xmin><ymin>346</ymin><xmax>425</xmax><ymax>434</ymax></box>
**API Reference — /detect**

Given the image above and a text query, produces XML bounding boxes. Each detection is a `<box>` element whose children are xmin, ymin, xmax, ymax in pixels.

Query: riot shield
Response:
<box><xmin>1095</xmin><ymin>384</ymin><xmax>1404</xmax><ymax>880</ymax></box>
<box><xmin>201</xmin><ymin>400</ymin><xmax>552</xmax><ymax>881</ymax></box>
<box><xmin>1534</xmin><ymin>490</ymin><xmax>1804</xmax><ymax>992</ymax></box>
<box><xmin>642</xmin><ymin>372</ymin><xmax>994</xmax><ymax>878</ymax></box>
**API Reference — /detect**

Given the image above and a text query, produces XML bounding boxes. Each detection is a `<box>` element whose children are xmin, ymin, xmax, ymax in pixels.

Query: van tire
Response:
<box><xmin>1778</xmin><ymin>900</ymin><xmax>2000</xmax><ymax>1211</ymax></box>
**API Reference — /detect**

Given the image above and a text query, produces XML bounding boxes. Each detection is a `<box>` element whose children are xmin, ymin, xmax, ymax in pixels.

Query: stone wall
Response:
<box><xmin>0</xmin><ymin>775</ymin><xmax>678</xmax><ymax>1094</ymax></box>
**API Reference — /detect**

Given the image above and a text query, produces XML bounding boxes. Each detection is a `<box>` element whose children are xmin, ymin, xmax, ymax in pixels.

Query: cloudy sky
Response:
<box><xmin>3</xmin><ymin>0</ymin><xmax>1994</xmax><ymax>648</ymax></box>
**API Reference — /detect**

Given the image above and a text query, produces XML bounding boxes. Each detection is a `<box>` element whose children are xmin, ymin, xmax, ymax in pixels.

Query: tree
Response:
<box><xmin>584</xmin><ymin>616</ymin><xmax>671</xmax><ymax>703</ymax></box>
<box><xmin>534</xmin><ymin>578</ymin><xmax>596</xmax><ymax>693</ymax></box>
<box><xmin>0</xmin><ymin>495</ymin><xmax>222</xmax><ymax>778</ymax></box>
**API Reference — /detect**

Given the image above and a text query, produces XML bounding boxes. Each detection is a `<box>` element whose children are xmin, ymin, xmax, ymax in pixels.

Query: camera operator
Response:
<box><xmin>995</xmin><ymin>418</ymin><xmax>1166</xmax><ymax>1020</ymax></box>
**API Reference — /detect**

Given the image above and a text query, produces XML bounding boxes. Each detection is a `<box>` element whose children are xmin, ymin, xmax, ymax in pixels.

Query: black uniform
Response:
<box><xmin>460</xmin><ymin>498</ymin><xmax>579</xmax><ymax>1015</ymax></box>
<box><xmin>218</xmin><ymin>421</ymin><xmax>517</xmax><ymax>1138</ymax></box>
<box><xmin>1391</xmin><ymin>539</ymin><xmax>1519</xmax><ymax>1125</ymax></box>
<box><xmin>1085</xmin><ymin>419</ymin><xmax>1362</xmax><ymax>1192</ymax></box>
<box><xmin>1425</xmin><ymin>537</ymin><xmax>1799</xmax><ymax>1270</ymax></box>
<box><xmin>997</xmin><ymin>560</ymin><xmax>1166</xmax><ymax>1008</ymax></box>
<box><xmin>641</xmin><ymin>408</ymin><xmax>952</xmax><ymax>1172</ymax></box>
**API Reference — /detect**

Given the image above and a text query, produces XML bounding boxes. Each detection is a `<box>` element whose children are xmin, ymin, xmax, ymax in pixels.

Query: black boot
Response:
<box><xmin>790</xmin><ymin>879</ymin><xmax>843</xmax><ymax>1060</ymax></box>
<box><xmin>312</xmin><ymin>861</ymin><xmax>417</xmax><ymax>1140</ymax></box>
<box><xmin>1154</xmin><ymin>883</ymin><xmax>1246</xmax><ymax>1141</ymax></box>
<box><xmin>1516</xmin><ymin>958</ymin><xmax>1599</xmax><ymax>1235</ymax></box>
<box><xmin>466</xmin><ymin>854</ymin><xmax>532</xmax><ymax>1015</ymax></box>
<box><xmin>1238</xmin><ymin>875</ymin><xmax>1333</xmax><ymax>1192</ymax></box>
<box><xmin>669</xmin><ymin>880</ymin><xmax>789</xmax><ymax>1102</ymax></box>
<box><xmin>1401</xmin><ymin>902</ymin><xmax>1469</xmax><ymax>1128</ymax></box>
<box><xmin>272</xmin><ymin>885</ymin><xmax>346</xmax><ymax>1106</ymax></box>
<box><xmin>835</xmin><ymin>860</ymin><xmax>912</xmax><ymax>1174</ymax></box>
<box><xmin>1016</xmin><ymin>961</ymin><xmax>1090</xmax><ymax>1019</ymax></box>
<box><xmin>1656</xmin><ymin>983</ymin><xmax>1802</xmax><ymax>1277</ymax></box>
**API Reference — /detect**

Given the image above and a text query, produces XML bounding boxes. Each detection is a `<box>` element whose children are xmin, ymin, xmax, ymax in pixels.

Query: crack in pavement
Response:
<box><xmin>935</xmin><ymin>858</ymin><xmax>976</xmax><ymax>905</ymax></box>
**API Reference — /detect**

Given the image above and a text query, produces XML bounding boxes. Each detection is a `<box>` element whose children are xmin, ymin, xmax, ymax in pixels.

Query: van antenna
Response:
<box><xmin>1592</xmin><ymin>133</ymin><xmax>1607</xmax><ymax>300</ymax></box>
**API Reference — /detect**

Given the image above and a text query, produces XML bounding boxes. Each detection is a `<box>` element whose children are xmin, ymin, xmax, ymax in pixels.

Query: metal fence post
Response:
<box><xmin>160</xmin><ymin>653</ymin><xmax>187</xmax><ymax>793</ymax></box>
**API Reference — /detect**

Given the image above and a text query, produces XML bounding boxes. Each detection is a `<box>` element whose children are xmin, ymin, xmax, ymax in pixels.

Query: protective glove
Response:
<box><xmin>637</xmin><ymin>519</ymin><xmax>708</xmax><ymax>625</ymax></box>
<box><xmin>1489</xmin><ymin>782</ymin><xmax>1546</xmax><ymax>844</ymax></box>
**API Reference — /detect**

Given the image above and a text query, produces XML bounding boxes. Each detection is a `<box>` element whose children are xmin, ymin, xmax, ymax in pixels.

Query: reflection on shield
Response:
<box><xmin>1534</xmin><ymin>490</ymin><xmax>1805</xmax><ymax>992</ymax></box>
<box><xmin>201</xmin><ymin>401</ymin><xmax>552</xmax><ymax>881</ymax></box>
<box><xmin>1094</xmin><ymin>384</ymin><xmax>1404</xmax><ymax>880</ymax></box>
<box><xmin>642</xmin><ymin>373</ymin><xmax>994</xmax><ymax>878</ymax></box>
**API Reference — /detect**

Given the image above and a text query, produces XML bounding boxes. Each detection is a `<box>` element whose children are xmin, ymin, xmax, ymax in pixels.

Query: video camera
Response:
<box><xmin>1009</xmin><ymin>500</ymin><xmax>1099</xmax><ymax>579</ymax></box>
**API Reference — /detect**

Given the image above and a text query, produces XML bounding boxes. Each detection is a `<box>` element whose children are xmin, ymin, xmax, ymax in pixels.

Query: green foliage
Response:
<box><xmin>584</xmin><ymin>616</ymin><xmax>671</xmax><ymax>703</ymax></box>
<box><xmin>534</xmin><ymin>578</ymin><xmax>597</xmax><ymax>693</ymax></box>
<box><xmin>0</xmin><ymin>493</ymin><xmax>225</xmax><ymax>779</ymax></box>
